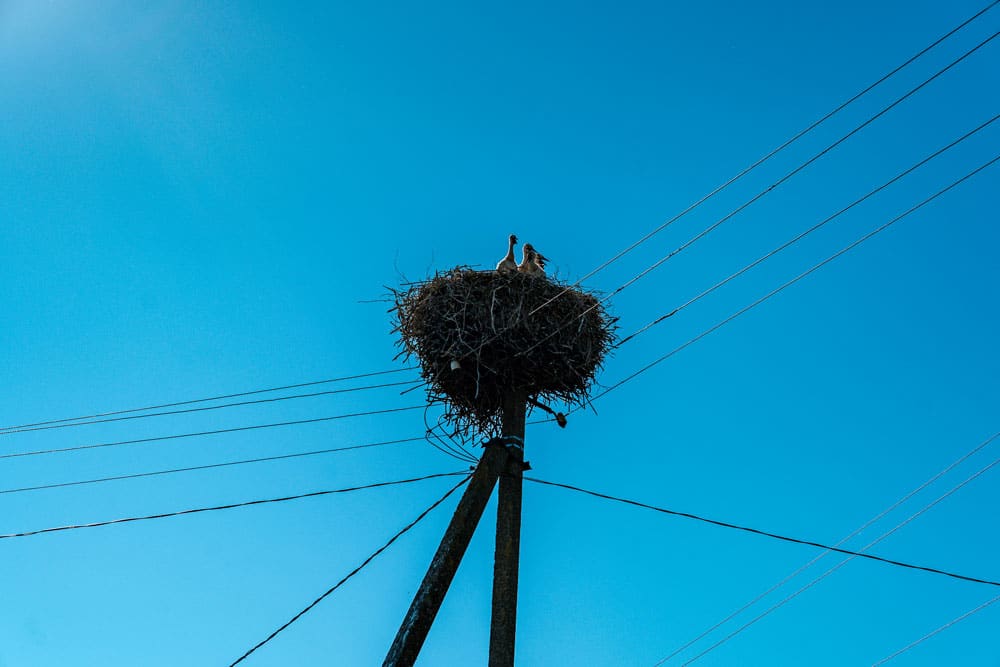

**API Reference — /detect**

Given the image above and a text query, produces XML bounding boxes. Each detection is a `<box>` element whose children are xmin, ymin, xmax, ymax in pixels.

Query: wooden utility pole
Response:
<box><xmin>489</xmin><ymin>392</ymin><xmax>526</xmax><ymax>666</ymax></box>
<box><xmin>384</xmin><ymin>394</ymin><xmax>529</xmax><ymax>666</ymax></box>
<box><xmin>383</xmin><ymin>440</ymin><xmax>511</xmax><ymax>667</ymax></box>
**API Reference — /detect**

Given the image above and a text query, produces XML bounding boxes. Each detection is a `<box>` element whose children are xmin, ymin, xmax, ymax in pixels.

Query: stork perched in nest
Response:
<box><xmin>518</xmin><ymin>243</ymin><xmax>548</xmax><ymax>276</ymax></box>
<box><xmin>496</xmin><ymin>234</ymin><xmax>519</xmax><ymax>273</ymax></box>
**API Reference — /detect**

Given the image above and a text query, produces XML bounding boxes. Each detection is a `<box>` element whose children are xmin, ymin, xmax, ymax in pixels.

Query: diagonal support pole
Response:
<box><xmin>383</xmin><ymin>441</ymin><xmax>511</xmax><ymax>667</ymax></box>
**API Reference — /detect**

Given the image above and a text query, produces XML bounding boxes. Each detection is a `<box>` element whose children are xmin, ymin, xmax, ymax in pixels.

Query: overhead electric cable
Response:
<box><xmin>654</xmin><ymin>430</ymin><xmax>1000</xmax><ymax>665</ymax></box>
<box><xmin>522</xmin><ymin>31</ymin><xmax>1000</xmax><ymax>357</ymax></box>
<box><xmin>425</xmin><ymin>427</ymin><xmax>478</xmax><ymax>464</ymax></box>
<box><xmin>0</xmin><ymin>366</ymin><xmax>418</xmax><ymax>433</ymax></box>
<box><xmin>228</xmin><ymin>474</ymin><xmax>470</xmax><ymax>666</ymax></box>
<box><xmin>526</xmin><ymin>477</ymin><xmax>1000</xmax><ymax>589</ymax></box>
<box><xmin>589</xmin><ymin>152</ymin><xmax>1000</xmax><ymax>406</ymax></box>
<box><xmin>622</xmin><ymin>112</ymin><xmax>1000</xmax><ymax>347</ymax></box>
<box><xmin>432</xmin><ymin>420</ymin><xmax>479</xmax><ymax>462</ymax></box>
<box><xmin>677</xmin><ymin>452</ymin><xmax>1000</xmax><ymax>665</ymax></box>
<box><xmin>0</xmin><ymin>379</ymin><xmax>423</xmax><ymax>435</ymax></box>
<box><xmin>0</xmin><ymin>471</ymin><xmax>467</xmax><ymax>540</ymax></box>
<box><xmin>422</xmin><ymin>405</ymin><xmax>479</xmax><ymax>464</ymax></box>
<box><xmin>0</xmin><ymin>436</ymin><xmax>429</xmax><ymax>496</ymax></box>
<box><xmin>871</xmin><ymin>594</ymin><xmax>1000</xmax><ymax>666</ymax></box>
<box><xmin>0</xmin><ymin>424</ymin><xmax>548</xmax><ymax>494</ymax></box>
<box><xmin>0</xmin><ymin>405</ymin><xmax>424</xmax><ymax>460</ymax></box>
<box><xmin>525</xmin><ymin>0</ymin><xmax>1000</xmax><ymax>317</ymax></box>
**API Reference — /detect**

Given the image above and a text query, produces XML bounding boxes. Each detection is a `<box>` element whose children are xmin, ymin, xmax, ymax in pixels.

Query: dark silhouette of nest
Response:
<box><xmin>391</xmin><ymin>267</ymin><xmax>616</xmax><ymax>437</ymax></box>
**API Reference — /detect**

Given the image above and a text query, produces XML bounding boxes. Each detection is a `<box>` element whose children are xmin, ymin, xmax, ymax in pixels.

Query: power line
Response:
<box><xmin>871</xmin><ymin>594</ymin><xmax>1000</xmax><ymax>666</ymax></box>
<box><xmin>525</xmin><ymin>477</ymin><xmax>1000</xmax><ymax>589</ymax></box>
<box><xmin>228</xmin><ymin>474</ymin><xmax>470</xmax><ymax>666</ymax></box>
<box><xmin>422</xmin><ymin>405</ymin><xmax>479</xmax><ymax>464</ymax></box>
<box><xmin>620</xmin><ymin>112</ymin><xmax>1000</xmax><ymax>347</ymax></box>
<box><xmin>425</xmin><ymin>425</ymin><xmax>478</xmax><ymax>464</ymax></box>
<box><xmin>597</xmin><ymin>28</ymin><xmax>998</xmax><ymax>294</ymax></box>
<box><xmin>0</xmin><ymin>436</ymin><xmax>430</xmax><ymax>496</ymax></box>
<box><xmin>0</xmin><ymin>405</ymin><xmax>425</xmax><ymax>460</ymax></box>
<box><xmin>0</xmin><ymin>367</ymin><xmax>418</xmax><ymax>433</ymax></box>
<box><xmin>524</xmin><ymin>0</ymin><xmax>1000</xmax><ymax>318</ymax></box>
<box><xmin>590</xmin><ymin>152</ymin><xmax>1000</xmax><ymax>406</ymax></box>
<box><xmin>654</xmin><ymin>430</ymin><xmax>1000</xmax><ymax>665</ymax></box>
<box><xmin>0</xmin><ymin>379</ymin><xmax>422</xmax><ymax>436</ymax></box>
<box><xmin>521</xmin><ymin>30</ymin><xmax>1000</xmax><ymax>357</ymax></box>
<box><xmin>0</xmin><ymin>471</ymin><xmax>468</xmax><ymax>541</ymax></box>
<box><xmin>677</xmin><ymin>451</ymin><xmax>1000</xmax><ymax>665</ymax></box>
<box><xmin>0</xmin><ymin>424</ymin><xmax>549</xmax><ymax>495</ymax></box>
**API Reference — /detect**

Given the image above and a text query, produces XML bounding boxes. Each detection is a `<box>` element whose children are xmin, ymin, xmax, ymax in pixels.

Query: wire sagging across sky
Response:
<box><xmin>618</xmin><ymin>111</ymin><xmax>1000</xmax><ymax>347</ymax></box>
<box><xmin>654</xmin><ymin>430</ymin><xmax>1000</xmax><ymax>665</ymax></box>
<box><xmin>0</xmin><ymin>435</ymin><xmax>431</xmax><ymax>496</ymax></box>
<box><xmin>0</xmin><ymin>378</ymin><xmax>422</xmax><ymax>435</ymax></box>
<box><xmin>0</xmin><ymin>367</ymin><xmax>419</xmax><ymax>434</ymax></box>
<box><xmin>0</xmin><ymin>405</ymin><xmax>425</xmax><ymax>460</ymax></box>
<box><xmin>589</xmin><ymin>151</ymin><xmax>1000</xmax><ymax>406</ymax></box>
<box><xmin>525</xmin><ymin>476</ymin><xmax>1000</xmax><ymax>589</ymax></box>
<box><xmin>675</xmin><ymin>449</ymin><xmax>1000</xmax><ymax>665</ymax></box>
<box><xmin>870</xmin><ymin>594</ymin><xmax>1000</xmax><ymax>665</ymax></box>
<box><xmin>0</xmin><ymin>471</ymin><xmax>468</xmax><ymax>540</ymax></box>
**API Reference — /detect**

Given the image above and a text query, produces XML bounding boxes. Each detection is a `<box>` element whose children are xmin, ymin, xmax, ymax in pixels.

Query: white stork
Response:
<box><xmin>518</xmin><ymin>243</ymin><xmax>548</xmax><ymax>276</ymax></box>
<box><xmin>496</xmin><ymin>234</ymin><xmax>519</xmax><ymax>273</ymax></box>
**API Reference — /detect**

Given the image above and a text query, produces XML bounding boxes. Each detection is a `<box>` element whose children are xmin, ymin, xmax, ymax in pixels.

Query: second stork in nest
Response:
<box><xmin>518</xmin><ymin>243</ymin><xmax>547</xmax><ymax>276</ymax></box>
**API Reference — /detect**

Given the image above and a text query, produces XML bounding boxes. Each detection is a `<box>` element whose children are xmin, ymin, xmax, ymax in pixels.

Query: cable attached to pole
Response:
<box><xmin>0</xmin><ymin>472</ymin><xmax>468</xmax><ymax>541</ymax></box>
<box><xmin>526</xmin><ymin>477</ymin><xmax>1000</xmax><ymax>589</ymax></box>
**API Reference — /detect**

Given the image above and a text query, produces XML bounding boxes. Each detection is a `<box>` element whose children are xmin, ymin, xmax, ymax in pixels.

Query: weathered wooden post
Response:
<box><xmin>490</xmin><ymin>393</ymin><xmax>527</xmax><ymax>667</ymax></box>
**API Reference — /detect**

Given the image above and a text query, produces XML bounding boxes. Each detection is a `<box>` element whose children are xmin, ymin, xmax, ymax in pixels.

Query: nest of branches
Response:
<box><xmin>391</xmin><ymin>267</ymin><xmax>616</xmax><ymax>437</ymax></box>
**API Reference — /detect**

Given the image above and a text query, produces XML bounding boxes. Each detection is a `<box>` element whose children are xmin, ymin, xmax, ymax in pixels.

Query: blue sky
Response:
<box><xmin>1</xmin><ymin>1</ymin><xmax>998</xmax><ymax>665</ymax></box>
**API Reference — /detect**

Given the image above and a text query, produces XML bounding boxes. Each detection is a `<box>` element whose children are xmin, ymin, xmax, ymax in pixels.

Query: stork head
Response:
<box><xmin>523</xmin><ymin>243</ymin><xmax>535</xmax><ymax>257</ymax></box>
<box><xmin>509</xmin><ymin>233</ymin><xmax>518</xmax><ymax>245</ymax></box>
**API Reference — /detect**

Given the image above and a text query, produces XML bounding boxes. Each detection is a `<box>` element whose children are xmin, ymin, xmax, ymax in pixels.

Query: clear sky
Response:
<box><xmin>1</xmin><ymin>1</ymin><xmax>998</xmax><ymax>665</ymax></box>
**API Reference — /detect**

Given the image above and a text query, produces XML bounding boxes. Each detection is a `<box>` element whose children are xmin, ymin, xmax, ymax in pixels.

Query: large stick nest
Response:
<box><xmin>392</xmin><ymin>268</ymin><xmax>616</xmax><ymax>437</ymax></box>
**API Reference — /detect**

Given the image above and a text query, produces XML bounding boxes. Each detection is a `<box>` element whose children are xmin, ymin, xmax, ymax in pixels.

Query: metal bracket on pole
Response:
<box><xmin>495</xmin><ymin>435</ymin><xmax>524</xmax><ymax>453</ymax></box>
<box><xmin>493</xmin><ymin>435</ymin><xmax>532</xmax><ymax>471</ymax></box>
